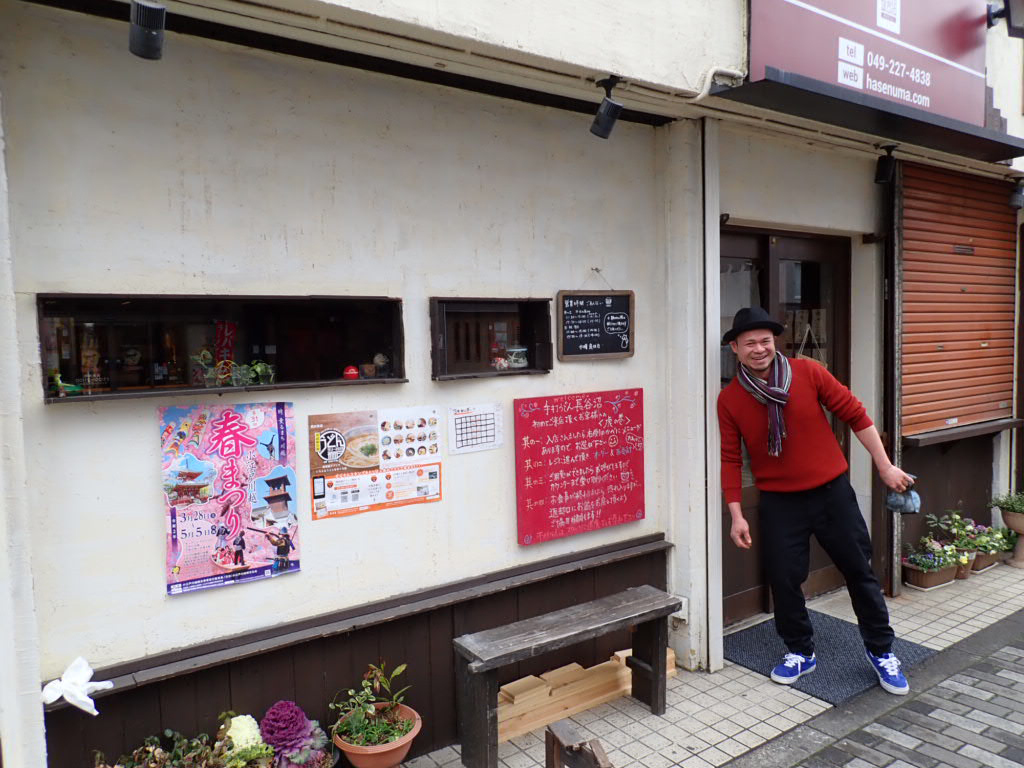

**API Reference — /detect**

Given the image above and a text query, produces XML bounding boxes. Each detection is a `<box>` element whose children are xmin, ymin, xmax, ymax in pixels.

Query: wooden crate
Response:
<box><xmin>497</xmin><ymin>649</ymin><xmax>677</xmax><ymax>742</ymax></box>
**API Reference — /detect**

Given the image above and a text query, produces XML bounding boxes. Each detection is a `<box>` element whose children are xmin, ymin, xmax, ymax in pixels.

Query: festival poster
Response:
<box><xmin>160</xmin><ymin>402</ymin><xmax>299</xmax><ymax>596</ymax></box>
<box><xmin>308</xmin><ymin>406</ymin><xmax>442</xmax><ymax>520</ymax></box>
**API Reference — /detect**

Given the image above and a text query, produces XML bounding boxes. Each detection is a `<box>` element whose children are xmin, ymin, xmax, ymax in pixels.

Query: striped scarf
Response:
<box><xmin>737</xmin><ymin>352</ymin><xmax>792</xmax><ymax>457</ymax></box>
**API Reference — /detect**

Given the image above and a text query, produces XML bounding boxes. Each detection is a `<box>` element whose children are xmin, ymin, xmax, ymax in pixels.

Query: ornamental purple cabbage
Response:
<box><xmin>260</xmin><ymin>700</ymin><xmax>313</xmax><ymax>755</ymax></box>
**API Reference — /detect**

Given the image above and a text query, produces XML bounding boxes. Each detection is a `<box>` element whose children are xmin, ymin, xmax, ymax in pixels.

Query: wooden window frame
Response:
<box><xmin>429</xmin><ymin>297</ymin><xmax>553</xmax><ymax>380</ymax></box>
<box><xmin>37</xmin><ymin>293</ymin><xmax>407</xmax><ymax>403</ymax></box>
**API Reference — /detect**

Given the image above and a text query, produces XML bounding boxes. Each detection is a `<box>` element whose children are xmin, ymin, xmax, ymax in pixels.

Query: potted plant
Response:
<box><xmin>926</xmin><ymin>512</ymin><xmax>979</xmax><ymax>578</ymax></box>
<box><xmin>329</xmin><ymin>662</ymin><xmax>421</xmax><ymax>768</ymax></box>
<box><xmin>251</xmin><ymin>360</ymin><xmax>276</xmax><ymax>385</ymax></box>
<box><xmin>969</xmin><ymin>526</ymin><xmax>1006</xmax><ymax>573</ymax></box>
<box><xmin>259</xmin><ymin>700</ymin><xmax>332</xmax><ymax>768</ymax></box>
<box><xmin>902</xmin><ymin>535</ymin><xmax>961</xmax><ymax>591</ymax></box>
<box><xmin>92</xmin><ymin>712</ymin><xmax>276</xmax><ymax>767</ymax></box>
<box><xmin>992</xmin><ymin>492</ymin><xmax>1024</xmax><ymax>568</ymax></box>
<box><xmin>994</xmin><ymin>526</ymin><xmax>1020</xmax><ymax>563</ymax></box>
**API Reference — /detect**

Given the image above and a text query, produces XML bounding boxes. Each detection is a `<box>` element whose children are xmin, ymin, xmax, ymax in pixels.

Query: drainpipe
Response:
<box><xmin>0</xmin><ymin>89</ymin><xmax>48</xmax><ymax>768</ymax></box>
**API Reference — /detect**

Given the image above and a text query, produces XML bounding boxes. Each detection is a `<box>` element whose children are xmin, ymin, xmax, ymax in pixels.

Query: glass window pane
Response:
<box><xmin>720</xmin><ymin>258</ymin><xmax>761</xmax><ymax>384</ymax></box>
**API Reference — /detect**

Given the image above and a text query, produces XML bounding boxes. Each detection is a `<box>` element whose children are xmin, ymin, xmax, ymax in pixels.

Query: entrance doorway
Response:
<box><xmin>719</xmin><ymin>228</ymin><xmax>852</xmax><ymax>626</ymax></box>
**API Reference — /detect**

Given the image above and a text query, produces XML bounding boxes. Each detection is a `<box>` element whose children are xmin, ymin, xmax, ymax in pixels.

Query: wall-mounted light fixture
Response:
<box><xmin>590</xmin><ymin>76</ymin><xmax>623</xmax><ymax>139</ymax></box>
<box><xmin>874</xmin><ymin>145</ymin><xmax>897</xmax><ymax>185</ymax></box>
<box><xmin>1009</xmin><ymin>179</ymin><xmax>1024</xmax><ymax>210</ymax></box>
<box><xmin>129</xmin><ymin>0</ymin><xmax>166</xmax><ymax>60</ymax></box>
<box><xmin>988</xmin><ymin>1</ymin><xmax>1024</xmax><ymax>37</ymax></box>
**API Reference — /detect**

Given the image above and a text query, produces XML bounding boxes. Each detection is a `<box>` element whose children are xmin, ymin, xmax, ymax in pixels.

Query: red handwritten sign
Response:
<box><xmin>515</xmin><ymin>388</ymin><xmax>644</xmax><ymax>546</ymax></box>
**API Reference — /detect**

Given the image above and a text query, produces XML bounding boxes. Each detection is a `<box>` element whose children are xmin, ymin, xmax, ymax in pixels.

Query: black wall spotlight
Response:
<box><xmin>1009</xmin><ymin>179</ymin><xmax>1024</xmax><ymax>210</ymax></box>
<box><xmin>590</xmin><ymin>76</ymin><xmax>623</xmax><ymax>139</ymax></box>
<box><xmin>129</xmin><ymin>0</ymin><xmax>166</xmax><ymax>60</ymax></box>
<box><xmin>874</xmin><ymin>145</ymin><xmax>897</xmax><ymax>184</ymax></box>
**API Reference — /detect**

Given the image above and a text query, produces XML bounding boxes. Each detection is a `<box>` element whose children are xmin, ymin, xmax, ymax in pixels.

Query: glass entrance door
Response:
<box><xmin>720</xmin><ymin>230</ymin><xmax>851</xmax><ymax>626</ymax></box>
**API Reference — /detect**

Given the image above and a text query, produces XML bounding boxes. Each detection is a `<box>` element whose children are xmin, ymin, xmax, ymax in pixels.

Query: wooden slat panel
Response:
<box><xmin>902</xmin><ymin>275</ymin><xmax>1014</xmax><ymax>288</ymax></box>
<box><xmin>902</xmin><ymin>352</ymin><xmax>1013</xmax><ymax>369</ymax></box>
<box><xmin>903</xmin><ymin>249</ymin><xmax>1016</xmax><ymax>267</ymax></box>
<box><xmin>903</xmin><ymin>407</ymin><xmax>1013</xmax><ymax>435</ymax></box>
<box><xmin>903</xmin><ymin>329</ymin><xmax>1014</xmax><ymax>343</ymax></box>
<box><xmin>903</xmin><ymin>170</ymin><xmax>1013</xmax><ymax>202</ymax></box>
<box><xmin>902</xmin><ymin>320</ymin><xmax>1014</xmax><ymax>334</ymax></box>
<box><xmin>904</xmin><ymin>365</ymin><xmax>1015</xmax><ymax>385</ymax></box>
<box><xmin>903</xmin><ymin>379</ymin><xmax>1013</xmax><ymax>402</ymax></box>
<box><xmin>901</xmin><ymin>202</ymin><xmax>1016</xmax><ymax>228</ymax></box>
<box><xmin>903</xmin><ymin>338</ymin><xmax>1014</xmax><ymax>352</ymax></box>
<box><xmin>428</xmin><ymin>607</ymin><xmax>458</xmax><ymax>750</ymax></box>
<box><xmin>905</xmin><ymin>298</ymin><xmax>1016</xmax><ymax>311</ymax></box>
<box><xmin>903</xmin><ymin>178</ymin><xmax>1012</xmax><ymax>203</ymax></box>
<box><xmin>902</xmin><ymin>389</ymin><xmax>1013</xmax><ymax>416</ymax></box>
<box><xmin>902</xmin><ymin>186</ymin><xmax>1014</xmax><ymax>213</ymax></box>
<box><xmin>902</xmin><ymin>261</ymin><xmax>1017</xmax><ymax>280</ymax></box>
<box><xmin>902</xmin><ymin>241</ymin><xmax>1015</xmax><ymax>260</ymax></box>
<box><xmin>901</xmin><ymin>230</ymin><xmax>1013</xmax><ymax>252</ymax></box>
<box><xmin>901</xmin><ymin>403</ymin><xmax>1011</xmax><ymax>434</ymax></box>
<box><xmin>901</xmin><ymin>215</ymin><xmax>1017</xmax><ymax>243</ymax></box>
<box><xmin>900</xmin><ymin>163</ymin><xmax>1016</xmax><ymax>437</ymax></box>
<box><xmin>157</xmin><ymin>674</ymin><xmax>199</xmax><ymax>738</ymax></box>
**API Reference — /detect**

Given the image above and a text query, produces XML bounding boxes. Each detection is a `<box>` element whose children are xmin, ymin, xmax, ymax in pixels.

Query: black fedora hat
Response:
<box><xmin>722</xmin><ymin>307</ymin><xmax>784</xmax><ymax>345</ymax></box>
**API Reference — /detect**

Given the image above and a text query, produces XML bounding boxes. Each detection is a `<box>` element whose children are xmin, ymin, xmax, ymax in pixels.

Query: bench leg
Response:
<box><xmin>626</xmin><ymin>617</ymin><xmax>668</xmax><ymax>715</ymax></box>
<box><xmin>456</xmin><ymin>656</ymin><xmax>498</xmax><ymax>768</ymax></box>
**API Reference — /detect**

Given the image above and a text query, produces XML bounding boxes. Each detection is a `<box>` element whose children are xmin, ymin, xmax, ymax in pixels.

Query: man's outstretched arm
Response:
<box><xmin>853</xmin><ymin>424</ymin><xmax>914</xmax><ymax>492</ymax></box>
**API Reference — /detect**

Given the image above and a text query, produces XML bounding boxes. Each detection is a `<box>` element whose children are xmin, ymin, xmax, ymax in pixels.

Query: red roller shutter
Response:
<box><xmin>899</xmin><ymin>163</ymin><xmax>1017</xmax><ymax>437</ymax></box>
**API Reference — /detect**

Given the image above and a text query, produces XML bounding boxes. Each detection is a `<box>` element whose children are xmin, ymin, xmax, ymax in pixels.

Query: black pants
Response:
<box><xmin>760</xmin><ymin>473</ymin><xmax>894</xmax><ymax>657</ymax></box>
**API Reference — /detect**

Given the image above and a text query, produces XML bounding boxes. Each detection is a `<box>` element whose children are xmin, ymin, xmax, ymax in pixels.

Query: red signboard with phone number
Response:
<box><xmin>514</xmin><ymin>388</ymin><xmax>644</xmax><ymax>546</ymax></box>
<box><xmin>751</xmin><ymin>0</ymin><xmax>987</xmax><ymax>126</ymax></box>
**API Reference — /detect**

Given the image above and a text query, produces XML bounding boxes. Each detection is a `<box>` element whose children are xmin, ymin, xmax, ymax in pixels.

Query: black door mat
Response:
<box><xmin>723</xmin><ymin>610</ymin><xmax>936</xmax><ymax>705</ymax></box>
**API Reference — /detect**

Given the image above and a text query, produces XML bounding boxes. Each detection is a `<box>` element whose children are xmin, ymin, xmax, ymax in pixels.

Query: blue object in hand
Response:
<box><xmin>886</xmin><ymin>488</ymin><xmax>921</xmax><ymax>515</ymax></box>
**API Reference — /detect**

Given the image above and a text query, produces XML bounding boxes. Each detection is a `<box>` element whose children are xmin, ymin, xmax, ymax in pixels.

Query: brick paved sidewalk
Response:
<box><xmin>723</xmin><ymin>606</ymin><xmax>1024</xmax><ymax>768</ymax></box>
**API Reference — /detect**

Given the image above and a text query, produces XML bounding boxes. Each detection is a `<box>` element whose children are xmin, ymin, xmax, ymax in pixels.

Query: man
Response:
<box><xmin>266</xmin><ymin>526</ymin><xmax>295</xmax><ymax>572</ymax></box>
<box><xmin>717</xmin><ymin>306</ymin><xmax>914</xmax><ymax>695</ymax></box>
<box><xmin>232</xmin><ymin>531</ymin><xmax>247</xmax><ymax>567</ymax></box>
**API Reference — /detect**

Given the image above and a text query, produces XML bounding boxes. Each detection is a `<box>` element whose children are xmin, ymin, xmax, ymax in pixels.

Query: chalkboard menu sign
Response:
<box><xmin>556</xmin><ymin>290</ymin><xmax>635</xmax><ymax>360</ymax></box>
<box><xmin>514</xmin><ymin>388</ymin><xmax>644</xmax><ymax>545</ymax></box>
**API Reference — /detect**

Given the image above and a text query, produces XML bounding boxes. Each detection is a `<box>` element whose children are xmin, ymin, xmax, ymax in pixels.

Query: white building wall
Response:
<box><xmin>170</xmin><ymin>0</ymin><xmax>746</xmax><ymax>98</ymax></box>
<box><xmin>1</xmin><ymin>1</ymin><xmax>703</xmax><ymax>678</ymax></box>
<box><xmin>987</xmin><ymin>25</ymin><xmax>1024</xmax><ymax>163</ymax></box>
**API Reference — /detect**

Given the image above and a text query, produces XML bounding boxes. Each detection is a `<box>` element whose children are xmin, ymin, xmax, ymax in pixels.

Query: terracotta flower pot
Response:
<box><xmin>1000</xmin><ymin>509</ymin><xmax>1024</xmax><ymax>569</ymax></box>
<box><xmin>333</xmin><ymin>703</ymin><xmax>422</xmax><ymax>768</ymax></box>
<box><xmin>971</xmin><ymin>551</ymin><xmax>1001</xmax><ymax>572</ymax></box>
<box><xmin>902</xmin><ymin>561</ymin><xmax>956</xmax><ymax>591</ymax></box>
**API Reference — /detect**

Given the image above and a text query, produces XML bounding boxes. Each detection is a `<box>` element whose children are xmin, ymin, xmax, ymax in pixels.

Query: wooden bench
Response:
<box><xmin>453</xmin><ymin>584</ymin><xmax>681</xmax><ymax>768</ymax></box>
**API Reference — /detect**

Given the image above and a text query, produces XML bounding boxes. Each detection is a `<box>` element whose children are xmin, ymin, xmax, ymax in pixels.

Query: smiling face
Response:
<box><xmin>730</xmin><ymin>328</ymin><xmax>777</xmax><ymax>378</ymax></box>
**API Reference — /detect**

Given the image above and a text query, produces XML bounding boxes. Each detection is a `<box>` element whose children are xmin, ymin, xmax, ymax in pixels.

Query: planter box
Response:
<box><xmin>972</xmin><ymin>552</ymin><xmax>1002</xmax><ymax>573</ymax></box>
<box><xmin>902</xmin><ymin>562</ymin><xmax>957</xmax><ymax>592</ymax></box>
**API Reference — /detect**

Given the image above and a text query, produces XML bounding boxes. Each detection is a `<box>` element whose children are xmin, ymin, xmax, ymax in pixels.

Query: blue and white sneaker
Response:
<box><xmin>770</xmin><ymin>652</ymin><xmax>816</xmax><ymax>684</ymax></box>
<box><xmin>865</xmin><ymin>650</ymin><xmax>910</xmax><ymax>695</ymax></box>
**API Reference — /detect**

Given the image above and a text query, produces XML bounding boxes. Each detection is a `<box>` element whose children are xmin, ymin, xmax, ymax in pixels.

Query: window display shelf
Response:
<box><xmin>37</xmin><ymin>294</ymin><xmax>405</xmax><ymax>402</ymax></box>
<box><xmin>43</xmin><ymin>376</ymin><xmax>409</xmax><ymax>404</ymax></box>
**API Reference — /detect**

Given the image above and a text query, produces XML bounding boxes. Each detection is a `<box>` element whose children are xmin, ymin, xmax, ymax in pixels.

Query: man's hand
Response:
<box><xmin>727</xmin><ymin>501</ymin><xmax>753</xmax><ymax>549</ymax></box>
<box><xmin>731</xmin><ymin>516</ymin><xmax>752</xmax><ymax>549</ymax></box>
<box><xmin>879</xmin><ymin>464</ymin><xmax>915</xmax><ymax>493</ymax></box>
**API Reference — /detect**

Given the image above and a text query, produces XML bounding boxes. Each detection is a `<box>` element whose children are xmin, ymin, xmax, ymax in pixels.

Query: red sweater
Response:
<box><xmin>717</xmin><ymin>358</ymin><xmax>873</xmax><ymax>504</ymax></box>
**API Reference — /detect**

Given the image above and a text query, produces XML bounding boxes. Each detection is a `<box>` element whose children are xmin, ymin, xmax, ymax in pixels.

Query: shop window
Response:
<box><xmin>429</xmin><ymin>298</ymin><xmax>553</xmax><ymax>379</ymax></box>
<box><xmin>38</xmin><ymin>294</ymin><xmax>405</xmax><ymax>402</ymax></box>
